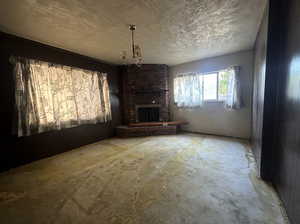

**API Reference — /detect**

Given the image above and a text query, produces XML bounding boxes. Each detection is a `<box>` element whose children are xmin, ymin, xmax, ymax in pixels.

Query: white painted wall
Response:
<box><xmin>169</xmin><ymin>50</ymin><xmax>253</xmax><ymax>139</ymax></box>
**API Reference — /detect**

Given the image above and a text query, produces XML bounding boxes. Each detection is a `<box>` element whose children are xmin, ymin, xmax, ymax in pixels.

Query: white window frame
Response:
<box><xmin>202</xmin><ymin>71</ymin><xmax>224</xmax><ymax>103</ymax></box>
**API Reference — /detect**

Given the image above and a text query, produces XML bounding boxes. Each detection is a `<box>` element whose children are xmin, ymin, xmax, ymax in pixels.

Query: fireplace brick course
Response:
<box><xmin>120</xmin><ymin>64</ymin><xmax>170</xmax><ymax>124</ymax></box>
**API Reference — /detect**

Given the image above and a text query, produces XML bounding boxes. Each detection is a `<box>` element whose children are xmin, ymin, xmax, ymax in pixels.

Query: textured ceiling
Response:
<box><xmin>0</xmin><ymin>0</ymin><xmax>267</xmax><ymax>65</ymax></box>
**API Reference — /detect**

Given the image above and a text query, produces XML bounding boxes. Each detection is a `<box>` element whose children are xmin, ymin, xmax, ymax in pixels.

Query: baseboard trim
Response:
<box><xmin>180</xmin><ymin>130</ymin><xmax>250</xmax><ymax>141</ymax></box>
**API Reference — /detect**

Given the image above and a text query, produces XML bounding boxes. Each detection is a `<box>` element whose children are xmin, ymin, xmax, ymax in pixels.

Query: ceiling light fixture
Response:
<box><xmin>121</xmin><ymin>24</ymin><xmax>143</xmax><ymax>67</ymax></box>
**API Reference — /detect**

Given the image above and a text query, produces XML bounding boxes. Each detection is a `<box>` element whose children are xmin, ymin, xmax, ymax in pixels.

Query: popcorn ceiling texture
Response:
<box><xmin>0</xmin><ymin>0</ymin><xmax>267</xmax><ymax>65</ymax></box>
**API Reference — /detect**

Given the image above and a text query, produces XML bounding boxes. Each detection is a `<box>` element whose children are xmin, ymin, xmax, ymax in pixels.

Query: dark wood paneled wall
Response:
<box><xmin>253</xmin><ymin>0</ymin><xmax>300</xmax><ymax>223</ymax></box>
<box><xmin>0</xmin><ymin>32</ymin><xmax>121</xmax><ymax>172</ymax></box>
<box><xmin>252</xmin><ymin>0</ymin><xmax>285</xmax><ymax>181</ymax></box>
<box><xmin>272</xmin><ymin>0</ymin><xmax>300</xmax><ymax>223</ymax></box>
<box><xmin>252</xmin><ymin>4</ymin><xmax>268</xmax><ymax>176</ymax></box>
<box><xmin>261</xmin><ymin>0</ymin><xmax>285</xmax><ymax>181</ymax></box>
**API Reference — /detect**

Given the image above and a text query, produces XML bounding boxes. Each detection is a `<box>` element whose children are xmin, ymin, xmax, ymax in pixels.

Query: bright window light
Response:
<box><xmin>218</xmin><ymin>70</ymin><xmax>230</xmax><ymax>101</ymax></box>
<box><xmin>203</xmin><ymin>73</ymin><xmax>218</xmax><ymax>101</ymax></box>
<box><xmin>174</xmin><ymin>69</ymin><xmax>231</xmax><ymax>107</ymax></box>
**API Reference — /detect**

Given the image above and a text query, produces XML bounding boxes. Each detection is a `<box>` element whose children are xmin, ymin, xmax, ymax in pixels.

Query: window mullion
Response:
<box><xmin>202</xmin><ymin>75</ymin><xmax>204</xmax><ymax>100</ymax></box>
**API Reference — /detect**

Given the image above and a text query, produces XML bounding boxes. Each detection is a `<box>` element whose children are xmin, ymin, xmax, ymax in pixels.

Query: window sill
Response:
<box><xmin>173</xmin><ymin>101</ymin><xmax>225</xmax><ymax>108</ymax></box>
<box><xmin>204</xmin><ymin>100</ymin><xmax>224</xmax><ymax>103</ymax></box>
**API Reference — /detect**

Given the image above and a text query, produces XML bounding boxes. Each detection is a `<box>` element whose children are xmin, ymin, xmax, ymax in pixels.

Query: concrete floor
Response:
<box><xmin>0</xmin><ymin>134</ymin><xmax>286</xmax><ymax>224</ymax></box>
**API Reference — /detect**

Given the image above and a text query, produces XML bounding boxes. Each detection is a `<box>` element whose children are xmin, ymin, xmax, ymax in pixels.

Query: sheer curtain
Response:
<box><xmin>11</xmin><ymin>57</ymin><xmax>112</xmax><ymax>137</ymax></box>
<box><xmin>224</xmin><ymin>66</ymin><xmax>243</xmax><ymax>110</ymax></box>
<box><xmin>174</xmin><ymin>73</ymin><xmax>203</xmax><ymax>107</ymax></box>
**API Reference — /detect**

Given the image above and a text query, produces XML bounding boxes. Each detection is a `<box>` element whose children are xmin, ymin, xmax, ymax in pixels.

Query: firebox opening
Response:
<box><xmin>137</xmin><ymin>107</ymin><xmax>160</xmax><ymax>122</ymax></box>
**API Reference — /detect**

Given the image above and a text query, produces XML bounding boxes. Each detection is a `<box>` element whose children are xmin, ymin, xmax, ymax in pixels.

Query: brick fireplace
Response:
<box><xmin>120</xmin><ymin>64</ymin><xmax>170</xmax><ymax>124</ymax></box>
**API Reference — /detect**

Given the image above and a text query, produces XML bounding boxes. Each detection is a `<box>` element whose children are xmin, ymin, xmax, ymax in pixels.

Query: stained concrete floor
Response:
<box><xmin>0</xmin><ymin>134</ymin><xmax>286</xmax><ymax>224</ymax></box>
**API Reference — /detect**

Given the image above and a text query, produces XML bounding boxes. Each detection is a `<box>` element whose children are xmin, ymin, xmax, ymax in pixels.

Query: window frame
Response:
<box><xmin>202</xmin><ymin>71</ymin><xmax>224</xmax><ymax>103</ymax></box>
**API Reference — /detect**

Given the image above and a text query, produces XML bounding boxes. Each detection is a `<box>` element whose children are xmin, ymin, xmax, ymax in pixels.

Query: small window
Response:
<box><xmin>174</xmin><ymin>69</ymin><xmax>231</xmax><ymax>107</ymax></box>
<box><xmin>203</xmin><ymin>72</ymin><xmax>230</xmax><ymax>102</ymax></box>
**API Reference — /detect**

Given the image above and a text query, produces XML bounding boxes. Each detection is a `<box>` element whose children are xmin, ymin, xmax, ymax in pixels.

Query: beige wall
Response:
<box><xmin>169</xmin><ymin>50</ymin><xmax>253</xmax><ymax>139</ymax></box>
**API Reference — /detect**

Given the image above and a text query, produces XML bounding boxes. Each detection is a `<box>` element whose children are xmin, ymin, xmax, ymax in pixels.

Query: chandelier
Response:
<box><xmin>121</xmin><ymin>24</ymin><xmax>143</xmax><ymax>67</ymax></box>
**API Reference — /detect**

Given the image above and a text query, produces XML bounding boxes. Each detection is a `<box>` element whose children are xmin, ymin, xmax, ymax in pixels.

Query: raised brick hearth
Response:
<box><xmin>116</xmin><ymin>125</ymin><xmax>177</xmax><ymax>138</ymax></box>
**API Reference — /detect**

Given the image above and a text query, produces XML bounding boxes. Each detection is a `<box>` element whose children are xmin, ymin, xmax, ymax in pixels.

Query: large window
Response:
<box><xmin>11</xmin><ymin>57</ymin><xmax>112</xmax><ymax>137</ymax></box>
